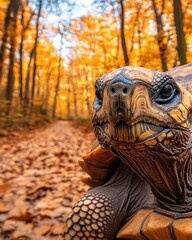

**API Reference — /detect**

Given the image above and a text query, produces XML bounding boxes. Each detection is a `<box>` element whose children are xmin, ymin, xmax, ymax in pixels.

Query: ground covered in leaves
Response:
<box><xmin>0</xmin><ymin>121</ymin><xmax>94</xmax><ymax>240</ymax></box>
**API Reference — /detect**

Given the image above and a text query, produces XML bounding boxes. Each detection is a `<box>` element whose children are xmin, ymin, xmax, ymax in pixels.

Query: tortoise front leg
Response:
<box><xmin>63</xmin><ymin>163</ymin><xmax>154</xmax><ymax>240</ymax></box>
<box><xmin>64</xmin><ymin>189</ymin><xmax>118</xmax><ymax>239</ymax></box>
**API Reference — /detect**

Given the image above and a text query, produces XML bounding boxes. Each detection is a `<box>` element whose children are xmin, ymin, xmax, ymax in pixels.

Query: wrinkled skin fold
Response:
<box><xmin>64</xmin><ymin>65</ymin><xmax>192</xmax><ymax>239</ymax></box>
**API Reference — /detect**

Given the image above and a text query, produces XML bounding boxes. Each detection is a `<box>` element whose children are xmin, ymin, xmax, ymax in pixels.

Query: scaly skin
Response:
<box><xmin>64</xmin><ymin>65</ymin><xmax>192</xmax><ymax>239</ymax></box>
<box><xmin>64</xmin><ymin>163</ymin><xmax>154</xmax><ymax>239</ymax></box>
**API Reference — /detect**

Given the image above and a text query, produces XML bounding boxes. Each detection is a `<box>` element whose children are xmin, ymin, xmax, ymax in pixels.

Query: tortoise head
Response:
<box><xmin>92</xmin><ymin>66</ymin><xmax>192</xmax><ymax>154</ymax></box>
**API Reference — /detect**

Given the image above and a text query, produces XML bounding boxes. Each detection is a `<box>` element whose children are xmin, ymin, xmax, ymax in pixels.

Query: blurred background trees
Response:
<box><xmin>0</xmin><ymin>0</ymin><xmax>191</xmax><ymax>128</ymax></box>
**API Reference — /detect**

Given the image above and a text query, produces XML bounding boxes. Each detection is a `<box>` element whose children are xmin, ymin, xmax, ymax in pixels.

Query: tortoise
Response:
<box><xmin>63</xmin><ymin>63</ymin><xmax>192</xmax><ymax>240</ymax></box>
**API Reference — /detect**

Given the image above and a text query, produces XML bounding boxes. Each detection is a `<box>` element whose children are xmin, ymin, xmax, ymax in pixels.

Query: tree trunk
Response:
<box><xmin>67</xmin><ymin>74</ymin><xmax>71</xmax><ymax>119</ymax></box>
<box><xmin>19</xmin><ymin>6</ymin><xmax>25</xmax><ymax>101</ymax></box>
<box><xmin>19</xmin><ymin>39</ymin><xmax>24</xmax><ymax>101</ymax></box>
<box><xmin>151</xmin><ymin>0</ymin><xmax>168</xmax><ymax>71</ymax></box>
<box><xmin>130</xmin><ymin>4</ymin><xmax>141</xmax><ymax>54</ymax></box>
<box><xmin>5</xmin><ymin>0</ymin><xmax>20</xmax><ymax>106</ymax></box>
<box><xmin>52</xmin><ymin>35</ymin><xmax>62</xmax><ymax>119</ymax></box>
<box><xmin>72</xmin><ymin>84</ymin><xmax>78</xmax><ymax>119</ymax></box>
<box><xmin>24</xmin><ymin>1</ymin><xmax>42</xmax><ymax>114</ymax></box>
<box><xmin>119</xmin><ymin>0</ymin><xmax>129</xmax><ymax>66</ymax></box>
<box><xmin>0</xmin><ymin>0</ymin><xmax>13</xmax><ymax>86</ymax></box>
<box><xmin>31</xmin><ymin>0</ymin><xmax>43</xmax><ymax>105</ymax></box>
<box><xmin>24</xmin><ymin>48</ymin><xmax>34</xmax><ymax>108</ymax></box>
<box><xmin>173</xmin><ymin>0</ymin><xmax>187</xmax><ymax>65</ymax></box>
<box><xmin>116</xmin><ymin>32</ymin><xmax>120</xmax><ymax>68</ymax></box>
<box><xmin>138</xmin><ymin>19</ymin><xmax>143</xmax><ymax>66</ymax></box>
<box><xmin>45</xmin><ymin>68</ymin><xmax>52</xmax><ymax>116</ymax></box>
<box><xmin>19</xmin><ymin>4</ymin><xmax>34</xmax><ymax>102</ymax></box>
<box><xmin>84</xmin><ymin>74</ymin><xmax>91</xmax><ymax>117</ymax></box>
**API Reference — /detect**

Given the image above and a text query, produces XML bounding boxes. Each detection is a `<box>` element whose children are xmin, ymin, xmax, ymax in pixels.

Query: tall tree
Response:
<box><xmin>0</xmin><ymin>0</ymin><xmax>14</xmax><ymax>86</ymax></box>
<box><xmin>119</xmin><ymin>0</ymin><xmax>129</xmax><ymax>66</ymax></box>
<box><xmin>5</xmin><ymin>0</ymin><xmax>20</xmax><ymax>104</ymax></box>
<box><xmin>93</xmin><ymin>0</ymin><xmax>130</xmax><ymax>66</ymax></box>
<box><xmin>52</xmin><ymin>28</ymin><xmax>63</xmax><ymax>119</ymax></box>
<box><xmin>72</xmin><ymin>82</ymin><xmax>78</xmax><ymax>119</ymax></box>
<box><xmin>19</xmin><ymin>2</ymin><xmax>34</xmax><ymax>101</ymax></box>
<box><xmin>44</xmin><ymin>66</ymin><xmax>53</xmax><ymax>115</ymax></box>
<box><xmin>31</xmin><ymin>0</ymin><xmax>43</xmax><ymax>104</ymax></box>
<box><xmin>24</xmin><ymin>48</ymin><xmax>33</xmax><ymax>107</ymax></box>
<box><xmin>151</xmin><ymin>0</ymin><xmax>168</xmax><ymax>71</ymax></box>
<box><xmin>66</xmin><ymin>72</ymin><xmax>71</xmax><ymax>119</ymax></box>
<box><xmin>24</xmin><ymin>0</ymin><xmax>42</xmax><ymax>108</ymax></box>
<box><xmin>173</xmin><ymin>0</ymin><xmax>187</xmax><ymax>65</ymax></box>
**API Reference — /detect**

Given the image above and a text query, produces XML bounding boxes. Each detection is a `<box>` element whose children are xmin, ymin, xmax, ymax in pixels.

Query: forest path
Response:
<box><xmin>0</xmin><ymin>121</ymin><xmax>94</xmax><ymax>240</ymax></box>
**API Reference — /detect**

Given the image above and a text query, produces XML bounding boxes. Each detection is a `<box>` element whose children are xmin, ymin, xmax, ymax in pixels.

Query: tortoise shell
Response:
<box><xmin>116</xmin><ymin>208</ymin><xmax>192</xmax><ymax>240</ymax></box>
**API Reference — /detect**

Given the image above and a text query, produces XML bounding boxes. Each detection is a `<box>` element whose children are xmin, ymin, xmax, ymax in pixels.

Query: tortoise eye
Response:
<box><xmin>155</xmin><ymin>84</ymin><xmax>177</xmax><ymax>104</ymax></box>
<box><xmin>160</xmin><ymin>84</ymin><xmax>173</xmax><ymax>98</ymax></box>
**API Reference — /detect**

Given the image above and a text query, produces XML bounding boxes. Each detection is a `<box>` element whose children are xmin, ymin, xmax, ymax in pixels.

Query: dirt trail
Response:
<box><xmin>0</xmin><ymin>121</ymin><xmax>94</xmax><ymax>240</ymax></box>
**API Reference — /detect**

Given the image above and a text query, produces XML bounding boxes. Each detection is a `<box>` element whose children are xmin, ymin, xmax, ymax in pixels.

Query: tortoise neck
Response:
<box><xmin>156</xmin><ymin>151</ymin><xmax>192</xmax><ymax>212</ymax></box>
<box><xmin>113</xmin><ymin>147</ymin><xmax>192</xmax><ymax>213</ymax></box>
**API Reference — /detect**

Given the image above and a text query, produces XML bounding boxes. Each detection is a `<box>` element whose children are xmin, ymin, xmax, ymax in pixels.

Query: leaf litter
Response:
<box><xmin>0</xmin><ymin>121</ymin><xmax>94</xmax><ymax>239</ymax></box>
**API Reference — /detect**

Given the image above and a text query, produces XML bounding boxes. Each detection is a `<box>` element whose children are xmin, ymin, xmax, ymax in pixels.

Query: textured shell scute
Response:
<box><xmin>117</xmin><ymin>209</ymin><xmax>192</xmax><ymax>240</ymax></box>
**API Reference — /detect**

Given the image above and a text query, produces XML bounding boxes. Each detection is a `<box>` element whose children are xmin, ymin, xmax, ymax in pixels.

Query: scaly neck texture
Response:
<box><xmin>112</xmin><ymin>147</ymin><xmax>192</xmax><ymax>213</ymax></box>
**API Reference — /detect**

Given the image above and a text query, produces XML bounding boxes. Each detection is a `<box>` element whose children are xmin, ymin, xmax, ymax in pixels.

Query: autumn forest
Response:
<box><xmin>0</xmin><ymin>0</ymin><xmax>191</xmax><ymax>238</ymax></box>
<box><xmin>0</xmin><ymin>0</ymin><xmax>191</xmax><ymax>128</ymax></box>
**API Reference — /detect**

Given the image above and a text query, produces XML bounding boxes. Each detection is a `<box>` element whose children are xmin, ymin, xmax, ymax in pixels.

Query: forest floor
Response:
<box><xmin>0</xmin><ymin>121</ymin><xmax>95</xmax><ymax>240</ymax></box>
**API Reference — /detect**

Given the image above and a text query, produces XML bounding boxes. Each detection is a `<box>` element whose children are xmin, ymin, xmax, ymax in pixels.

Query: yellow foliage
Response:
<box><xmin>0</xmin><ymin>0</ymin><xmax>191</xmax><ymax>124</ymax></box>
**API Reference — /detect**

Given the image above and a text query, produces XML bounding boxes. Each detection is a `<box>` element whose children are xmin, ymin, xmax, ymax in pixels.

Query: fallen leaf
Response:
<box><xmin>34</xmin><ymin>223</ymin><xmax>52</xmax><ymax>236</ymax></box>
<box><xmin>2</xmin><ymin>220</ymin><xmax>18</xmax><ymax>232</ymax></box>
<box><xmin>38</xmin><ymin>209</ymin><xmax>53</xmax><ymax>218</ymax></box>
<box><xmin>0</xmin><ymin>184</ymin><xmax>12</xmax><ymax>192</ymax></box>
<box><xmin>0</xmin><ymin>202</ymin><xmax>11</xmax><ymax>213</ymax></box>
<box><xmin>51</xmin><ymin>223</ymin><xmax>65</xmax><ymax>235</ymax></box>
